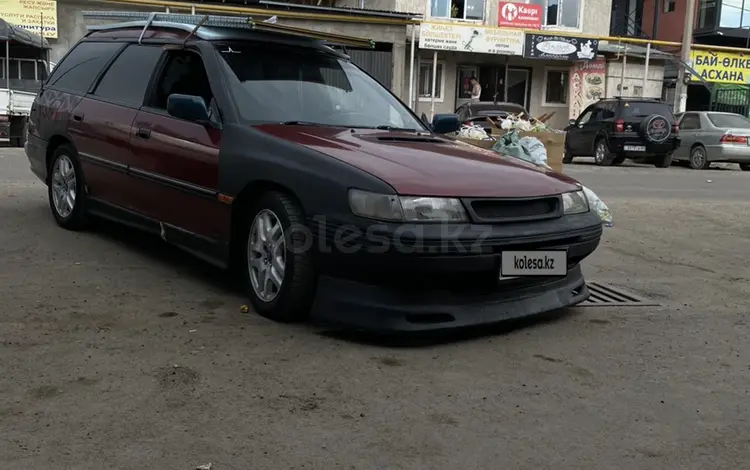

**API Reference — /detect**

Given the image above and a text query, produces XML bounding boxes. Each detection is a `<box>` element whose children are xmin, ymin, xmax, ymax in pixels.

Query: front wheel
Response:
<box><xmin>654</xmin><ymin>152</ymin><xmax>673</xmax><ymax>168</ymax></box>
<box><xmin>48</xmin><ymin>144</ymin><xmax>88</xmax><ymax>230</ymax></box>
<box><xmin>241</xmin><ymin>191</ymin><xmax>317</xmax><ymax>323</ymax></box>
<box><xmin>562</xmin><ymin>144</ymin><xmax>574</xmax><ymax>164</ymax></box>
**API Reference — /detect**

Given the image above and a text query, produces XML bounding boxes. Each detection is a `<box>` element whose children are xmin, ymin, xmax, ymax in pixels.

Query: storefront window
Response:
<box><xmin>698</xmin><ymin>0</ymin><xmax>718</xmax><ymax>29</ymax></box>
<box><xmin>418</xmin><ymin>61</ymin><xmax>444</xmax><ymax>101</ymax></box>
<box><xmin>544</xmin><ymin>68</ymin><xmax>569</xmax><ymax>105</ymax></box>
<box><xmin>529</xmin><ymin>0</ymin><xmax>581</xmax><ymax>28</ymax></box>
<box><xmin>719</xmin><ymin>0</ymin><xmax>750</xmax><ymax>28</ymax></box>
<box><xmin>430</xmin><ymin>0</ymin><xmax>484</xmax><ymax>20</ymax></box>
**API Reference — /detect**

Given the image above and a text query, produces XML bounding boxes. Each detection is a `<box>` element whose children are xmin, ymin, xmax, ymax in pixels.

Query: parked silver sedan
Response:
<box><xmin>673</xmin><ymin>111</ymin><xmax>750</xmax><ymax>170</ymax></box>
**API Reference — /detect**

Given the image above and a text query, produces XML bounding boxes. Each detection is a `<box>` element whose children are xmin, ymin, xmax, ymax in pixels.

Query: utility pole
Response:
<box><xmin>674</xmin><ymin>0</ymin><xmax>697</xmax><ymax>113</ymax></box>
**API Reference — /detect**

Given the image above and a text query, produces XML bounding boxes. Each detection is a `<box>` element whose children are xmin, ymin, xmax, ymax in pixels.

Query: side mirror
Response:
<box><xmin>564</xmin><ymin>118</ymin><xmax>576</xmax><ymax>130</ymax></box>
<box><xmin>167</xmin><ymin>94</ymin><xmax>211</xmax><ymax>125</ymax></box>
<box><xmin>431</xmin><ymin>114</ymin><xmax>461</xmax><ymax>134</ymax></box>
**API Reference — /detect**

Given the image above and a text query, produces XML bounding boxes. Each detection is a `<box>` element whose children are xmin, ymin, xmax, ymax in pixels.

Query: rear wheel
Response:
<box><xmin>593</xmin><ymin>139</ymin><xmax>614</xmax><ymax>166</ymax></box>
<box><xmin>654</xmin><ymin>153</ymin><xmax>673</xmax><ymax>168</ymax></box>
<box><xmin>613</xmin><ymin>154</ymin><xmax>626</xmax><ymax>165</ymax></box>
<box><xmin>740</xmin><ymin>163</ymin><xmax>750</xmax><ymax>171</ymax></box>
<box><xmin>689</xmin><ymin>145</ymin><xmax>710</xmax><ymax>170</ymax></box>
<box><xmin>48</xmin><ymin>144</ymin><xmax>88</xmax><ymax>230</ymax></box>
<box><xmin>241</xmin><ymin>191</ymin><xmax>316</xmax><ymax>323</ymax></box>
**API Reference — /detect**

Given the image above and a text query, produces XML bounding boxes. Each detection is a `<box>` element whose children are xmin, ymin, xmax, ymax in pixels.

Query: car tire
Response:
<box><xmin>613</xmin><ymin>154</ymin><xmax>626</xmax><ymax>165</ymax></box>
<box><xmin>653</xmin><ymin>153</ymin><xmax>673</xmax><ymax>168</ymax></box>
<box><xmin>740</xmin><ymin>163</ymin><xmax>750</xmax><ymax>171</ymax></box>
<box><xmin>48</xmin><ymin>144</ymin><xmax>88</xmax><ymax>230</ymax></box>
<box><xmin>562</xmin><ymin>143</ymin><xmax>574</xmax><ymax>164</ymax></box>
<box><xmin>689</xmin><ymin>145</ymin><xmax>710</xmax><ymax>170</ymax></box>
<box><xmin>241</xmin><ymin>191</ymin><xmax>316</xmax><ymax>323</ymax></box>
<box><xmin>593</xmin><ymin>139</ymin><xmax>614</xmax><ymax>166</ymax></box>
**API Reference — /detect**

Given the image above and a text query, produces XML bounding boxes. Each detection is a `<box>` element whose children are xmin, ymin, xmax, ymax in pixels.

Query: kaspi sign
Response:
<box><xmin>497</xmin><ymin>2</ymin><xmax>542</xmax><ymax>29</ymax></box>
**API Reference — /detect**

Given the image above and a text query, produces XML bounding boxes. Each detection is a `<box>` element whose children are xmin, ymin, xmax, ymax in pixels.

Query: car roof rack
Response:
<box><xmin>83</xmin><ymin>11</ymin><xmax>375</xmax><ymax>49</ymax></box>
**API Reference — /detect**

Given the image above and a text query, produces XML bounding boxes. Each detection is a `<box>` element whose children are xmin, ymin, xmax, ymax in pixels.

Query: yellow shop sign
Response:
<box><xmin>689</xmin><ymin>50</ymin><xmax>750</xmax><ymax>84</ymax></box>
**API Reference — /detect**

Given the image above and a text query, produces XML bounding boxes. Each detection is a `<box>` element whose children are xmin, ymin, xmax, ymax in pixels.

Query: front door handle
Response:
<box><xmin>136</xmin><ymin>128</ymin><xmax>151</xmax><ymax>139</ymax></box>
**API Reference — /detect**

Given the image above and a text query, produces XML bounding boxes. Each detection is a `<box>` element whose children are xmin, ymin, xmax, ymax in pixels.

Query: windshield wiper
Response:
<box><xmin>373</xmin><ymin>125</ymin><xmax>422</xmax><ymax>132</ymax></box>
<box><xmin>280</xmin><ymin>121</ymin><xmax>344</xmax><ymax>127</ymax></box>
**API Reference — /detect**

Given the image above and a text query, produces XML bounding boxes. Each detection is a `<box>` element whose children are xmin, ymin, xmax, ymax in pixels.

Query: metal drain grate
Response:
<box><xmin>579</xmin><ymin>281</ymin><xmax>659</xmax><ymax>307</ymax></box>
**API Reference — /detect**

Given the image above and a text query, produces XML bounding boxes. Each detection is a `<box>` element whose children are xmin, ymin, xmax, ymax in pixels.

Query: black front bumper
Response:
<box><xmin>308</xmin><ymin>212</ymin><xmax>603</xmax><ymax>332</ymax></box>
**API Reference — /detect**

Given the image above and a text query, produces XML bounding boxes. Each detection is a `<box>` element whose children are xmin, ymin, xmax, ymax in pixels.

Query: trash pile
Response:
<box><xmin>454</xmin><ymin>114</ymin><xmax>613</xmax><ymax>227</ymax></box>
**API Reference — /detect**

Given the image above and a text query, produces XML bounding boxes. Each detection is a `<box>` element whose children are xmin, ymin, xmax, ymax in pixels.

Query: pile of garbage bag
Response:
<box><xmin>498</xmin><ymin>113</ymin><xmax>564</xmax><ymax>133</ymax></box>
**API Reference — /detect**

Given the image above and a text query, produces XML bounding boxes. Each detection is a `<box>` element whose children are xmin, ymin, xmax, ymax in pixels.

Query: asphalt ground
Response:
<box><xmin>1</xmin><ymin>148</ymin><xmax>749</xmax><ymax>469</ymax></box>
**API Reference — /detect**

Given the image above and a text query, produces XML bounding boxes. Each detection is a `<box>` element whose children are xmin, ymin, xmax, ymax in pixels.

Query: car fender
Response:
<box><xmin>218</xmin><ymin>125</ymin><xmax>396</xmax><ymax>222</ymax></box>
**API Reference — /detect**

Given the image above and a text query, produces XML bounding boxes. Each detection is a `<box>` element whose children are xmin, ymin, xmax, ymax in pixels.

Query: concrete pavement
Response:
<box><xmin>1</xmin><ymin>148</ymin><xmax>749</xmax><ymax>469</ymax></box>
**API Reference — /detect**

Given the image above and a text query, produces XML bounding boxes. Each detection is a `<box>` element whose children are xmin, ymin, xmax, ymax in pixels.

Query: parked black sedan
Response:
<box><xmin>455</xmin><ymin>101</ymin><xmax>530</xmax><ymax>126</ymax></box>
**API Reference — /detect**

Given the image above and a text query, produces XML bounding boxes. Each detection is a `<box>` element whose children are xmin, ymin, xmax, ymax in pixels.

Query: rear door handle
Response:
<box><xmin>72</xmin><ymin>113</ymin><xmax>83</xmax><ymax>122</ymax></box>
<box><xmin>136</xmin><ymin>128</ymin><xmax>151</xmax><ymax>139</ymax></box>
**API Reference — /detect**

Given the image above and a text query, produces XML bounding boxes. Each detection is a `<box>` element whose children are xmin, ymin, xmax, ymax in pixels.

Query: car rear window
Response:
<box><xmin>707</xmin><ymin>113</ymin><xmax>750</xmax><ymax>128</ymax></box>
<box><xmin>619</xmin><ymin>102</ymin><xmax>672</xmax><ymax>118</ymax></box>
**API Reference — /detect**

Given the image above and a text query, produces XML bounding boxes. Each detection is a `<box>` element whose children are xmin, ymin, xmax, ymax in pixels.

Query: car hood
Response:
<box><xmin>256</xmin><ymin>125</ymin><xmax>581</xmax><ymax>198</ymax></box>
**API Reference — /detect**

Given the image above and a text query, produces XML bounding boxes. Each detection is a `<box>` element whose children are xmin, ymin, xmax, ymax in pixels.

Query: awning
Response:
<box><xmin>0</xmin><ymin>19</ymin><xmax>50</xmax><ymax>49</ymax></box>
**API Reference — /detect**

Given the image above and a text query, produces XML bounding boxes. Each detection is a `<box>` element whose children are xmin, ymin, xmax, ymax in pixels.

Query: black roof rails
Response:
<box><xmin>83</xmin><ymin>11</ymin><xmax>375</xmax><ymax>49</ymax></box>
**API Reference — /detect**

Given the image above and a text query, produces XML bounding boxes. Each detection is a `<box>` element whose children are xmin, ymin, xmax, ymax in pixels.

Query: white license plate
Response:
<box><xmin>624</xmin><ymin>145</ymin><xmax>646</xmax><ymax>152</ymax></box>
<box><xmin>501</xmin><ymin>251</ymin><xmax>567</xmax><ymax>277</ymax></box>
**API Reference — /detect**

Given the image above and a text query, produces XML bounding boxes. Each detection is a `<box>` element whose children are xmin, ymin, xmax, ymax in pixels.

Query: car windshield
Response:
<box><xmin>216</xmin><ymin>42</ymin><xmax>426</xmax><ymax>131</ymax></box>
<box><xmin>707</xmin><ymin>113</ymin><xmax>750</xmax><ymax>129</ymax></box>
<box><xmin>620</xmin><ymin>102</ymin><xmax>672</xmax><ymax>118</ymax></box>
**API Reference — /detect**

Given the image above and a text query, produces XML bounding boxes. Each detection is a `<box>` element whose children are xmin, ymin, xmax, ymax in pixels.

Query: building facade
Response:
<box><xmin>409</xmin><ymin>0</ymin><xmax>613</xmax><ymax>128</ymax></box>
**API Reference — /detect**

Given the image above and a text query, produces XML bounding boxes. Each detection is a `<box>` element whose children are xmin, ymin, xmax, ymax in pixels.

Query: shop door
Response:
<box><xmin>456</xmin><ymin>66</ymin><xmax>479</xmax><ymax>109</ymax></box>
<box><xmin>506</xmin><ymin>68</ymin><xmax>530</xmax><ymax>109</ymax></box>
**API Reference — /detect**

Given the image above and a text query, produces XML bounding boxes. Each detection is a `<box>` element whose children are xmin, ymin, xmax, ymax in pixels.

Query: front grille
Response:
<box><xmin>466</xmin><ymin>197</ymin><xmax>561</xmax><ymax>223</ymax></box>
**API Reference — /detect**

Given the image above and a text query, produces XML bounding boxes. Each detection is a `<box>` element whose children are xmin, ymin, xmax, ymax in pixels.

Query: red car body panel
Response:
<box><xmin>255</xmin><ymin>125</ymin><xmax>580</xmax><ymax>198</ymax></box>
<box><xmin>130</xmin><ymin>110</ymin><xmax>229</xmax><ymax>240</ymax></box>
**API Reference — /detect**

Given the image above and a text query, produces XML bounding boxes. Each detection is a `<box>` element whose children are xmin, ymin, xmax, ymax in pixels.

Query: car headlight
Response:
<box><xmin>348</xmin><ymin>189</ymin><xmax>468</xmax><ymax>222</ymax></box>
<box><xmin>562</xmin><ymin>190</ymin><xmax>589</xmax><ymax>215</ymax></box>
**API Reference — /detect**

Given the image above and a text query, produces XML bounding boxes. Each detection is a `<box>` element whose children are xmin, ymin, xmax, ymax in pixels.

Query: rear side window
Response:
<box><xmin>94</xmin><ymin>45</ymin><xmax>164</xmax><ymax>107</ymax></box>
<box><xmin>707</xmin><ymin>113</ymin><xmax>750</xmax><ymax>128</ymax></box>
<box><xmin>619</xmin><ymin>101</ymin><xmax>672</xmax><ymax>119</ymax></box>
<box><xmin>46</xmin><ymin>41</ymin><xmax>122</xmax><ymax>94</ymax></box>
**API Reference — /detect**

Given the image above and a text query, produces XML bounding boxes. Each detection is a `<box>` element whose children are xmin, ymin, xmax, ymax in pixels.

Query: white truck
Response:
<box><xmin>0</xmin><ymin>18</ymin><xmax>50</xmax><ymax>147</ymax></box>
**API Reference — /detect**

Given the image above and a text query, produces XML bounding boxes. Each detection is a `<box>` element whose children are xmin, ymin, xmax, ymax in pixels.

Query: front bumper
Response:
<box><xmin>308</xmin><ymin>213</ymin><xmax>603</xmax><ymax>332</ymax></box>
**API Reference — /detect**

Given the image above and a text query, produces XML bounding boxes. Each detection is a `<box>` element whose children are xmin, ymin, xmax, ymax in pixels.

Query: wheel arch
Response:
<box><xmin>228</xmin><ymin>179</ymin><xmax>303</xmax><ymax>271</ymax></box>
<box><xmin>45</xmin><ymin>135</ymin><xmax>76</xmax><ymax>176</ymax></box>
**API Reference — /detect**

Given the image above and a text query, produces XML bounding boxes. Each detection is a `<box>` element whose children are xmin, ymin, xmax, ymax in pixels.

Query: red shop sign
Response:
<box><xmin>497</xmin><ymin>2</ymin><xmax>543</xmax><ymax>29</ymax></box>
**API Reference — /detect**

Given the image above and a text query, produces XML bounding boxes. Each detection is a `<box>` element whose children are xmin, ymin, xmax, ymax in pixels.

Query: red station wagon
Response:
<box><xmin>25</xmin><ymin>13</ymin><xmax>603</xmax><ymax>332</ymax></box>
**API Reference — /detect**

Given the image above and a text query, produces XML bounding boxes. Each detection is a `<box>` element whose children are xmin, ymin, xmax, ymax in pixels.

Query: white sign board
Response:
<box><xmin>418</xmin><ymin>22</ymin><xmax>524</xmax><ymax>56</ymax></box>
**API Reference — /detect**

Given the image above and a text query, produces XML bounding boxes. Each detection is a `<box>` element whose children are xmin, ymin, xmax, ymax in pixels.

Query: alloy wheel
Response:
<box><xmin>595</xmin><ymin>142</ymin><xmax>606</xmax><ymax>164</ymax></box>
<box><xmin>691</xmin><ymin>147</ymin><xmax>707</xmax><ymax>169</ymax></box>
<box><xmin>51</xmin><ymin>155</ymin><xmax>77</xmax><ymax>218</ymax></box>
<box><xmin>247</xmin><ymin>209</ymin><xmax>286</xmax><ymax>302</ymax></box>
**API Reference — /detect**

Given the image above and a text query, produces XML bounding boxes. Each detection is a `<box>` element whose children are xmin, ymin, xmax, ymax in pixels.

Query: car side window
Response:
<box><xmin>93</xmin><ymin>45</ymin><xmax>164</xmax><ymax>108</ymax></box>
<box><xmin>577</xmin><ymin>108</ymin><xmax>594</xmax><ymax>125</ymax></box>
<box><xmin>46</xmin><ymin>41</ymin><xmax>123</xmax><ymax>95</ymax></box>
<box><xmin>680</xmin><ymin>113</ymin><xmax>701</xmax><ymax>130</ymax></box>
<box><xmin>601</xmin><ymin>103</ymin><xmax>615</xmax><ymax>119</ymax></box>
<box><xmin>147</xmin><ymin>50</ymin><xmax>215</xmax><ymax>112</ymax></box>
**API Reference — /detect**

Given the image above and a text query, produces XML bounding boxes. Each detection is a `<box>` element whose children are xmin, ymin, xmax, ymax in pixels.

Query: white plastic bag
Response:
<box><xmin>581</xmin><ymin>185</ymin><xmax>613</xmax><ymax>227</ymax></box>
<box><xmin>458</xmin><ymin>124</ymin><xmax>490</xmax><ymax>140</ymax></box>
<box><xmin>518</xmin><ymin>136</ymin><xmax>547</xmax><ymax>166</ymax></box>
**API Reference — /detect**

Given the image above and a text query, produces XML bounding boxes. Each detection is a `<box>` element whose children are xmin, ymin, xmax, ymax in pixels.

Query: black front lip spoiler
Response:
<box><xmin>310</xmin><ymin>264</ymin><xmax>590</xmax><ymax>332</ymax></box>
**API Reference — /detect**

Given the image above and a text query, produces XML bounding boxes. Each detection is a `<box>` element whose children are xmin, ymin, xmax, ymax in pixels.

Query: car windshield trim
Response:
<box><xmin>707</xmin><ymin>113</ymin><xmax>750</xmax><ymax>129</ymax></box>
<box><xmin>215</xmin><ymin>42</ymin><xmax>428</xmax><ymax>132</ymax></box>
